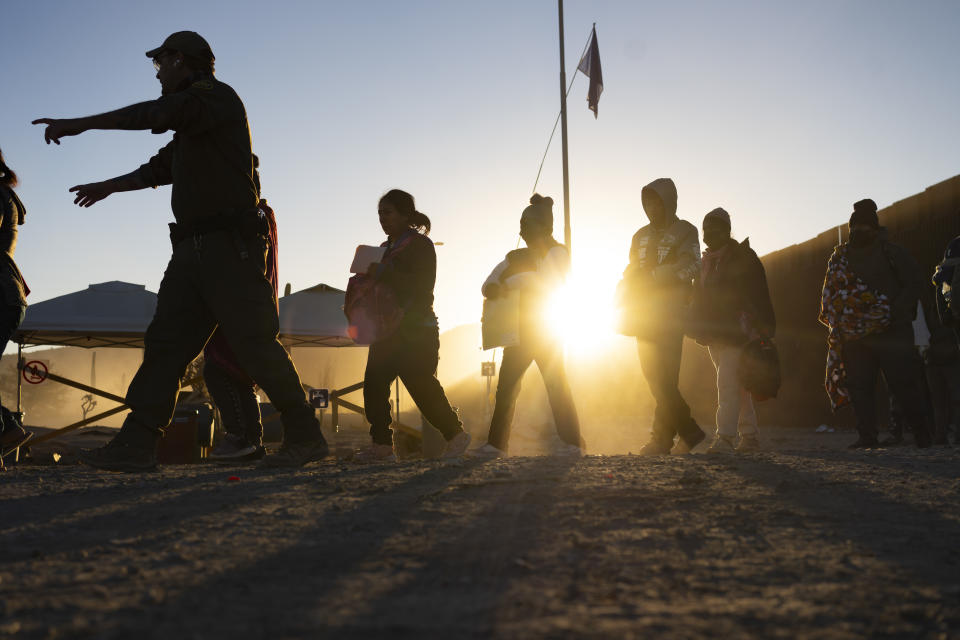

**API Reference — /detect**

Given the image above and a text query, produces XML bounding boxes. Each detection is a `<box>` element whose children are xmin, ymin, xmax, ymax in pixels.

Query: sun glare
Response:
<box><xmin>547</xmin><ymin>249</ymin><xmax>622</xmax><ymax>355</ymax></box>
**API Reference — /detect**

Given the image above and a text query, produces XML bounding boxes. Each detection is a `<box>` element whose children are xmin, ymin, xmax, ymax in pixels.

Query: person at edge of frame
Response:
<box><xmin>354</xmin><ymin>189</ymin><xmax>471</xmax><ymax>463</ymax></box>
<box><xmin>32</xmin><ymin>31</ymin><xmax>328</xmax><ymax>471</ymax></box>
<box><xmin>0</xmin><ymin>146</ymin><xmax>32</xmax><ymax>457</ymax></box>
<box><xmin>617</xmin><ymin>177</ymin><xmax>706</xmax><ymax>456</ymax></box>
<box><xmin>204</xmin><ymin>155</ymin><xmax>277</xmax><ymax>463</ymax></box>
<box><xmin>471</xmin><ymin>193</ymin><xmax>584</xmax><ymax>459</ymax></box>
<box><xmin>686</xmin><ymin>207</ymin><xmax>776</xmax><ymax>454</ymax></box>
<box><xmin>928</xmin><ymin>235</ymin><xmax>960</xmax><ymax>444</ymax></box>
<box><xmin>818</xmin><ymin>198</ymin><xmax>931</xmax><ymax>449</ymax></box>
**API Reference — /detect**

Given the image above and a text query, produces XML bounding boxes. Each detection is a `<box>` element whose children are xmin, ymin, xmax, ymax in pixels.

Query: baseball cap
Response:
<box><xmin>145</xmin><ymin>31</ymin><xmax>214</xmax><ymax>62</ymax></box>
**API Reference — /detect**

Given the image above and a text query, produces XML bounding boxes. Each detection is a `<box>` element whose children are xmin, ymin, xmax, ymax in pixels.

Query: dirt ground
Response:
<box><xmin>2</xmin><ymin>427</ymin><xmax>959</xmax><ymax>639</ymax></box>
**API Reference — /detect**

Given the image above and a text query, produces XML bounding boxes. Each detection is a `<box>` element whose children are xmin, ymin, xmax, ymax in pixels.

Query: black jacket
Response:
<box><xmin>375</xmin><ymin>230</ymin><xmax>437</xmax><ymax>329</ymax></box>
<box><xmin>689</xmin><ymin>238</ymin><xmax>775</xmax><ymax>346</ymax></box>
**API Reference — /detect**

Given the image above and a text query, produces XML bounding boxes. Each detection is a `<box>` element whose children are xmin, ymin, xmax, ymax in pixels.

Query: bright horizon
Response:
<box><xmin>4</xmin><ymin>0</ymin><xmax>960</xmax><ymax>345</ymax></box>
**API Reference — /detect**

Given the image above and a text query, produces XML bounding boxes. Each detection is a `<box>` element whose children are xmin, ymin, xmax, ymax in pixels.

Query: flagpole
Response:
<box><xmin>557</xmin><ymin>0</ymin><xmax>571</xmax><ymax>253</ymax></box>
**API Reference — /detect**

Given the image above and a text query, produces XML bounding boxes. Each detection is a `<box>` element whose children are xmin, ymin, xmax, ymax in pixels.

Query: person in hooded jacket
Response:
<box><xmin>0</xmin><ymin>147</ymin><xmax>31</xmax><ymax>457</ymax></box>
<box><xmin>619</xmin><ymin>178</ymin><xmax>706</xmax><ymax>455</ymax></box>
<box><xmin>688</xmin><ymin>208</ymin><xmax>775</xmax><ymax>453</ymax></box>
<box><xmin>472</xmin><ymin>194</ymin><xmax>583</xmax><ymax>458</ymax></box>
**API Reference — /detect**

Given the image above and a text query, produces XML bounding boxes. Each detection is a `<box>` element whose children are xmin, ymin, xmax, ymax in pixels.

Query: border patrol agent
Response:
<box><xmin>33</xmin><ymin>32</ymin><xmax>328</xmax><ymax>470</ymax></box>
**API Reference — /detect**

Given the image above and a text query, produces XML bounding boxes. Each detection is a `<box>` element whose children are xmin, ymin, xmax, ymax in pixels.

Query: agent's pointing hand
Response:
<box><xmin>31</xmin><ymin>118</ymin><xmax>86</xmax><ymax>145</ymax></box>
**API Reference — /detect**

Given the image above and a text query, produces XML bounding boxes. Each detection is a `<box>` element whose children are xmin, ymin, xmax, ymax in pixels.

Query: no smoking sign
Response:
<box><xmin>22</xmin><ymin>360</ymin><xmax>49</xmax><ymax>384</ymax></box>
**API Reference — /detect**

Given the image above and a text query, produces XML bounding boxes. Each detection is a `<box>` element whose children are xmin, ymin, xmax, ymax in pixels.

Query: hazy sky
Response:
<box><xmin>4</xmin><ymin>0</ymin><xmax>960</xmax><ymax>335</ymax></box>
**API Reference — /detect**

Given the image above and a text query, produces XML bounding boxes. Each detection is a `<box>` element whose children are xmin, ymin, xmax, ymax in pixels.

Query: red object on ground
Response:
<box><xmin>227</xmin><ymin>476</ymin><xmax>241</xmax><ymax>482</ymax></box>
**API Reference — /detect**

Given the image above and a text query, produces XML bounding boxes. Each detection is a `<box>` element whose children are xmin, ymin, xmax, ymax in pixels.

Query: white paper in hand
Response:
<box><xmin>350</xmin><ymin>245</ymin><xmax>386</xmax><ymax>274</ymax></box>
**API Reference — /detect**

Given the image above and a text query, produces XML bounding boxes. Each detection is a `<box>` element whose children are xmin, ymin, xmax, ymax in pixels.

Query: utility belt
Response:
<box><xmin>168</xmin><ymin>208</ymin><xmax>268</xmax><ymax>258</ymax></box>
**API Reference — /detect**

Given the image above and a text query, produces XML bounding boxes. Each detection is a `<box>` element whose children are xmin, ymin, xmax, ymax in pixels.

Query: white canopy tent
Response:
<box><xmin>14</xmin><ymin>281</ymin><xmax>158</xmax><ymax>349</ymax></box>
<box><xmin>13</xmin><ymin>280</ymin><xmax>354</xmax><ymax>349</ymax></box>
<box><xmin>278</xmin><ymin>283</ymin><xmax>353</xmax><ymax>348</ymax></box>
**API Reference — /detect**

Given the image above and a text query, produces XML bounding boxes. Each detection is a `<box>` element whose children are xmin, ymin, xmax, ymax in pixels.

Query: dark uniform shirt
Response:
<box><xmin>135</xmin><ymin>77</ymin><xmax>258</xmax><ymax>223</ymax></box>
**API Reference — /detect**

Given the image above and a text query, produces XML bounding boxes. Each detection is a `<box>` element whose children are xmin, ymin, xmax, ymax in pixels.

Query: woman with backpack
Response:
<box><xmin>349</xmin><ymin>189</ymin><xmax>470</xmax><ymax>462</ymax></box>
<box><xmin>471</xmin><ymin>194</ymin><xmax>583</xmax><ymax>458</ymax></box>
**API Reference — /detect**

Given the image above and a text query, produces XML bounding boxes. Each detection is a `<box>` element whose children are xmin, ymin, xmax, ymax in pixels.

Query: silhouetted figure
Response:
<box><xmin>473</xmin><ymin>194</ymin><xmax>582</xmax><ymax>458</ymax></box>
<box><xmin>618</xmin><ymin>178</ymin><xmax>705</xmax><ymax>455</ymax></box>
<box><xmin>204</xmin><ymin>156</ymin><xmax>277</xmax><ymax>462</ymax></box>
<box><xmin>929</xmin><ymin>235</ymin><xmax>960</xmax><ymax>444</ymax></box>
<box><xmin>0</xmin><ymin>147</ymin><xmax>31</xmax><ymax>457</ymax></box>
<box><xmin>819</xmin><ymin>199</ymin><xmax>931</xmax><ymax>448</ymax></box>
<box><xmin>924</xmin><ymin>325</ymin><xmax>960</xmax><ymax>444</ymax></box>
<box><xmin>351</xmin><ymin>189</ymin><xmax>470</xmax><ymax>462</ymax></box>
<box><xmin>688</xmin><ymin>208</ymin><xmax>775</xmax><ymax>453</ymax></box>
<box><xmin>933</xmin><ymin>235</ymin><xmax>960</xmax><ymax>336</ymax></box>
<box><xmin>33</xmin><ymin>31</ymin><xmax>327</xmax><ymax>470</ymax></box>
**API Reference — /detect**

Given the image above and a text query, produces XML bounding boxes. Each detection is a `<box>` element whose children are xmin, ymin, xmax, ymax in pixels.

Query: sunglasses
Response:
<box><xmin>152</xmin><ymin>52</ymin><xmax>175</xmax><ymax>72</ymax></box>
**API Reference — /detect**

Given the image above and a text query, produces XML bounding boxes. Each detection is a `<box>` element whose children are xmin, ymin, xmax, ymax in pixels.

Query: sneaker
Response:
<box><xmin>1</xmin><ymin>425</ymin><xmax>33</xmax><ymax>457</ymax></box>
<box><xmin>707</xmin><ymin>435</ymin><xmax>736</xmax><ymax>454</ymax></box>
<box><xmin>467</xmin><ymin>443</ymin><xmax>505</xmax><ymax>459</ymax></box>
<box><xmin>440</xmin><ymin>431</ymin><xmax>471</xmax><ymax>459</ymax></box>
<box><xmin>638</xmin><ymin>439</ymin><xmax>672</xmax><ymax>456</ymax></box>
<box><xmin>674</xmin><ymin>426</ymin><xmax>706</xmax><ymax>454</ymax></box>
<box><xmin>209</xmin><ymin>434</ymin><xmax>263</xmax><ymax>462</ymax></box>
<box><xmin>735</xmin><ymin>433</ymin><xmax>761</xmax><ymax>452</ymax></box>
<box><xmin>80</xmin><ymin>439</ymin><xmax>157</xmax><ymax>472</ymax></box>
<box><xmin>555</xmin><ymin>443</ymin><xmax>584</xmax><ymax>457</ymax></box>
<box><xmin>352</xmin><ymin>443</ymin><xmax>397</xmax><ymax>464</ymax></box>
<box><xmin>847</xmin><ymin>437</ymin><xmax>879</xmax><ymax>449</ymax></box>
<box><xmin>259</xmin><ymin>437</ymin><xmax>329</xmax><ymax>468</ymax></box>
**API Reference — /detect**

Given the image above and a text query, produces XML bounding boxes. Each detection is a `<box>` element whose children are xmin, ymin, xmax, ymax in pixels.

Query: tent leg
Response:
<box><xmin>16</xmin><ymin>343</ymin><xmax>22</xmax><ymax>414</ymax></box>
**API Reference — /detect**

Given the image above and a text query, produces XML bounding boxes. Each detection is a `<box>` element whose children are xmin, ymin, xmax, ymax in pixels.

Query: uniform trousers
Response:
<box><xmin>118</xmin><ymin>230</ymin><xmax>319</xmax><ymax>448</ymax></box>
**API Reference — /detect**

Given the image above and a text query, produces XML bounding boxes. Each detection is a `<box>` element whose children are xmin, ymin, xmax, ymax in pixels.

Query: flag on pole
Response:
<box><xmin>577</xmin><ymin>25</ymin><xmax>603</xmax><ymax>118</ymax></box>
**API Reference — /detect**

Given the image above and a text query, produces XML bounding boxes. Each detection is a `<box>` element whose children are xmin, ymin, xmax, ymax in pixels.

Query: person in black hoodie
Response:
<box><xmin>356</xmin><ymin>189</ymin><xmax>470</xmax><ymax>462</ymax></box>
<box><xmin>689</xmin><ymin>208</ymin><xmax>775</xmax><ymax>453</ymax></box>
<box><xmin>0</xmin><ymin>147</ymin><xmax>31</xmax><ymax>457</ymax></box>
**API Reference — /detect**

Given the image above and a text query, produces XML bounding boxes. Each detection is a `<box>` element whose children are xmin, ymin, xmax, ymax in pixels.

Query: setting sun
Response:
<box><xmin>547</xmin><ymin>248</ymin><xmax>623</xmax><ymax>355</ymax></box>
